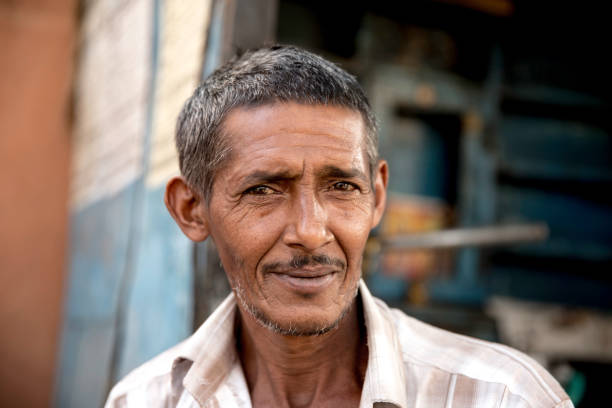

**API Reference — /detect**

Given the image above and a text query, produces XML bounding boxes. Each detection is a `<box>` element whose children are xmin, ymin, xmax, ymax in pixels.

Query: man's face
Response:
<box><xmin>203</xmin><ymin>102</ymin><xmax>387</xmax><ymax>335</ymax></box>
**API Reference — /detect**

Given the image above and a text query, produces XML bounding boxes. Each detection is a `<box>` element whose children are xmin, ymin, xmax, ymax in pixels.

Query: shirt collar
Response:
<box><xmin>359</xmin><ymin>280</ymin><xmax>408</xmax><ymax>408</ymax></box>
<box><xmin>179</xmin><ymin>293</ymin><xmax>239</xmax><ymax>406</ymax></box>
<box><xmin>174</xmin><ymin>280</ymin><xmax>408</xmax><ymax>408</ymax></box>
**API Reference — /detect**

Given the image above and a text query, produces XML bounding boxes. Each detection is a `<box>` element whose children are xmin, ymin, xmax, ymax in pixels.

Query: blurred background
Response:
<box><xmin>1</xmin><ymin>0</ymin><xmax>611</xmax><ymax>406</ymax></box>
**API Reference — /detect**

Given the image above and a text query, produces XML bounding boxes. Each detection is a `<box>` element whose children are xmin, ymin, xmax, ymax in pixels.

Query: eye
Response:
<box><xmin>332</xmin><ymin>181</ymin><xmax>358</xmax><ymax>192</ymax></box>
<box><xmin>244</xmin><ymin>185</ymin><xmax>276</xmax><ymax>195</ymax></box>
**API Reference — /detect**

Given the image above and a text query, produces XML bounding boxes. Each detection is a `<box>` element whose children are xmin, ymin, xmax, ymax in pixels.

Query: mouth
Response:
<box><xmin>269</xmin><ymin>268</ymin><xmax>338</xmax><ymax>294</ymax></box>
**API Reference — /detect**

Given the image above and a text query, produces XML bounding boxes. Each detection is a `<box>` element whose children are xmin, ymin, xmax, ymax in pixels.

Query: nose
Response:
<box><xmin>282</xmin><ymin>189</ymin><xmax>333</xmax><ymax>251</ymax></box>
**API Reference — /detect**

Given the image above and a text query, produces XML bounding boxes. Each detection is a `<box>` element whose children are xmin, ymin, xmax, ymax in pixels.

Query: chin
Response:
<box><xmin>260</xmin><ymin>309</ymin><xmax>351</xmax><ymax>337</ymax></box>
<box><xmin>236</xmin><ymin>290</ymin><xmax>355</xmax><ymax>337</ymax></box>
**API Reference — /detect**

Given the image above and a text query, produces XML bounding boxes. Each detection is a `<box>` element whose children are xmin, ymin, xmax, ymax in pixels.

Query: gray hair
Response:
<box><xmin>175</xmin><ymin>45</ymin><xmax>378</xmax><ymax>199</ymax></box>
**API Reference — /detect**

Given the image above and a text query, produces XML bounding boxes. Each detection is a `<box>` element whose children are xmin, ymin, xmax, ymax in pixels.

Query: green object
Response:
<box><xmin>566</xmin><ymin>370</ymin><xmax>586</xmax><ymax>406</ymax></box>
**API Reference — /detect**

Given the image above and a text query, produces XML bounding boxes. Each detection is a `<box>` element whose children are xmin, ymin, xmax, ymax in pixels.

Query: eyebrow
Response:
<box><xmin>240</xmin><ymin>170</ymin><xmax>300</xmax><ymax>186</ymax></box>
<box><xmin>317</xmin><ymin>165</ymin><xmax>368</xmax><ymax>182</ymax></box>
<box><xmin>239</xmin><ymin>165</ymin><xmax>368</xmax><ymax>188</ymax></box>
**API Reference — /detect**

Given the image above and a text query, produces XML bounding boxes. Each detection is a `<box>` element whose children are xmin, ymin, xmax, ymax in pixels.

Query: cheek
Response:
<box><xmin>330</xmin><ymin>207</ymin><xmax>373</xmax><ymax>264</ymax></box>
<box><xmin>337</xmin><ymin>196</ymin><xmax>375</xmax><ymax>231</ymax></box>
<box><xmin>210</xmin><ymin>208</ymin><xmax>285</xmax><ymax>277</ymax></box>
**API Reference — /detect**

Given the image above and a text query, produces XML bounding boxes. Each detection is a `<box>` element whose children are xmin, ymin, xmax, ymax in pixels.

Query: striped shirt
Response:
<box><xmin>105</xmin><ymin>281</ymin><xmax>573</xmax><ymax>407</ymax></box>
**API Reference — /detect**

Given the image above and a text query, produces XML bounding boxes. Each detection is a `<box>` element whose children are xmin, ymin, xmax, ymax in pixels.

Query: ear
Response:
<box><xmin>371</xmin><ymin>160</ymin><xmax>388</xmax><ymax>228</ymax></box>
<box><xmin>164</xmin><ymin>176</ymin><xmax>210</xmax><ymax>242</ymax></box>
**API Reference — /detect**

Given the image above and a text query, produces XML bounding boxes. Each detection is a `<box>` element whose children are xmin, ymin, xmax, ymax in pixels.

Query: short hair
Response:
<box><xmin>175</xmin><ymin>45</ymin><xmax>378</xmax><ymax>199</ymax></box>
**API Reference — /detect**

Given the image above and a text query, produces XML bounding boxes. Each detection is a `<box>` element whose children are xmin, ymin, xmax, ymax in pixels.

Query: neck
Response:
<box><xmin>237</xmin><ymin>299</ymin><xmax>367</xmax><ymax>408</ymax></box>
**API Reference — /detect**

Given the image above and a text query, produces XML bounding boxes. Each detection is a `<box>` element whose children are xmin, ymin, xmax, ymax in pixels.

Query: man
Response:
<box><xmin>106</xmin><ymin>46</ymin><xmax>573</xmax><ymax>407</ymax></box>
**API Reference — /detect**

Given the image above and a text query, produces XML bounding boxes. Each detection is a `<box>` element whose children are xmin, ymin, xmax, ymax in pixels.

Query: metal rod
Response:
<box><xmin>381</xmin><ymin>223</ymin><xmax>549</xmax><ymax>251</ymax></box>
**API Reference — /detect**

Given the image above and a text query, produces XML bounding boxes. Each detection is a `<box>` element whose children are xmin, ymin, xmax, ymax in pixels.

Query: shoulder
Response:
<box><xmin>104</xmin><ymin>341</ymin><xmax>188</xmax><ymax>408</ymax></box>
<box><xmin>378</xmin><ymin>299</ymin><xmax>572</xmax><ymax>408</ymax></box>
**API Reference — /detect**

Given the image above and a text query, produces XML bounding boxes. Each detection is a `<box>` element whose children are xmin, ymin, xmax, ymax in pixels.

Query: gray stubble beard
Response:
<box><xmin>232</xmin><ymin>279</ymin><xmax>360</xmax><ymax>337</ymax></box>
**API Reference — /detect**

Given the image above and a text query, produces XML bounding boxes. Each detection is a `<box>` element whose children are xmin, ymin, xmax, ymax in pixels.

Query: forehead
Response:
<box><xmin>220</xmin><ymin>102</ymin><xmax>368</xmax><ymax>172</ymax></box>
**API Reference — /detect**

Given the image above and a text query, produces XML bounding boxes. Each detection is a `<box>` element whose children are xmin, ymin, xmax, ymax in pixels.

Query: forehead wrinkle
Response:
<box><xmin>224</xmin><ymin>114</ymin><xmax>364</xmax><ymax>151</ymax></box>
<box><xmin>236</xmin><ymin>137</ymin><xmax>360</xmax><ymax>156</ymax></box>
<box><xmin>227</xmin><ymin>101</ymin><xmax>364</xmax><ymax>132</ymax></box>
<box><xmin>274</xmin><ymin>128</ymin><xmax>362</xmax><ymax>144</ymax></box>
<box><xmin>218</xmin><ymin>103</ymin><xmax>370</xmax><ymax>188</ymax></box>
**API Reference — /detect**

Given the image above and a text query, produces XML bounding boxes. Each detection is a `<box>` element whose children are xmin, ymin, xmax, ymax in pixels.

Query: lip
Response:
<box><xmin>269</xmin><ymin>268</ymin><xmax>338</xmax><ymax>294</ymax></box>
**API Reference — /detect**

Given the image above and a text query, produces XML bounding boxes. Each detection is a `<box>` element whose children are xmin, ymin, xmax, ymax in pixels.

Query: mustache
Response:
<box><xmin>261</xmin><ymin>254</ymin><xmax>346</xmax><ymax>274</ymax></box>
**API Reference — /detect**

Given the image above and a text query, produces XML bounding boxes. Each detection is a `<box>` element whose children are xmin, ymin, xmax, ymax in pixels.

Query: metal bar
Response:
<box><xmin>381</xmin><ymin>223</ymin><xmax>549</xmax><ymax>251</ymax></box>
